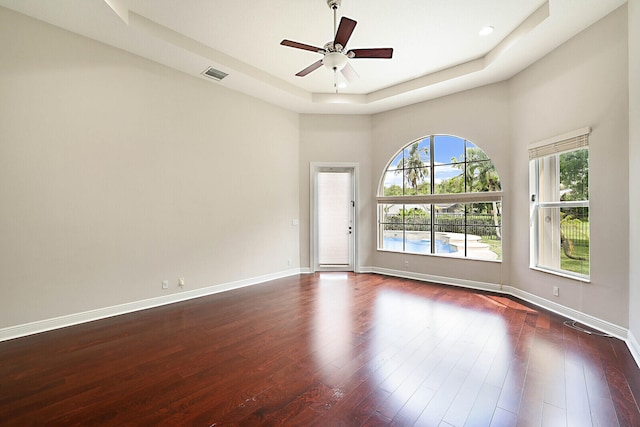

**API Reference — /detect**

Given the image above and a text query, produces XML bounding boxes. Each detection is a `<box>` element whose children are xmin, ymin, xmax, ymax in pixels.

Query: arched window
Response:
<box><xmin>377</xmin><ymin>135</ymin><xmax>502</xmax><ymax>260</ymax></box>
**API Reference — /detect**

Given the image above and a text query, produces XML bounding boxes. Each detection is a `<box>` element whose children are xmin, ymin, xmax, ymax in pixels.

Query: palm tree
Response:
<box><xmin>395</xmin><ymin>142</ymin><xmax>428</xmax><ymax>194</ymax></box>
<box><xmin>453</xmin><ymin>147</ymin><xmax>502</xmax><ymax>238</ymax></box>
<box><xmin>462</xmin><ymin>148</ymin><xmax>501</xmax><ymax>192</ymax></box>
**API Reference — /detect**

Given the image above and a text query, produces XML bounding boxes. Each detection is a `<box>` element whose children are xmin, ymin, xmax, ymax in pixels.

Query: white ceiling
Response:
<box><xmin>0</xmin><ymin>0</ymin><xmax>626</xmax><ymax>114</ymax></box>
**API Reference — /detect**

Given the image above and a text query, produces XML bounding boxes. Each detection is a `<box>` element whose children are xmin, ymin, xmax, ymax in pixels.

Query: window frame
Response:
<box><xmin>377</xmin><ymin>135</ymin><xmax>503</xmax><ymax>261</ymax></box>
<box><xmin>529</xmin><ymin>128</ymin><xmax>590</xmax><ymax>281</ymax></box>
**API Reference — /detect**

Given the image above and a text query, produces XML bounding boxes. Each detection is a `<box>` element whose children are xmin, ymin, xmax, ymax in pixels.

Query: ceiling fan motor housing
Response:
<box><xmin>323</xmin><ymin>41</ymin><xmax>344</xmax><ymax>53</ymax></box>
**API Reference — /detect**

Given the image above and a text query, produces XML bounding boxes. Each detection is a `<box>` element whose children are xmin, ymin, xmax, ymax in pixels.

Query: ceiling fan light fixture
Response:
<box><xmin>323</xmin><ymin>51</ymin><xmax>348</xmax><ymax>71</ymax></box>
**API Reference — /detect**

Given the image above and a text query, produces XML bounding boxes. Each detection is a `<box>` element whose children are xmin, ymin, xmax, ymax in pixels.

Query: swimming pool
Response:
<box><xmin>383</xmin><ymin>236</ymin><xmax>457</xmax><ymax>254</ymax></box>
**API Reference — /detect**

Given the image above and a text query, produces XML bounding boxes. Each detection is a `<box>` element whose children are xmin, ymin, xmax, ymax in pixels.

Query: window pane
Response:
<box><xmin>434</xmin><ymin>204</ymin><xmax>464</xmax><ymax>255</ymax></box>
<box><xmin>538</xmin><ymin>155</ymin><xmax>559</xmax><ymax>202</ymax></box>
<box><xmin>404</xmin><ymin>167</ymin><xmax>430</xmax><ymax>195</ymax></box>
<box><xmin>466</xmin><ymin>160</ymin><xmax>501</xmax><ymax>192</ymax></box>
<box><xmin>402</xmin><ymin>141</ymin><xmax>429</xmax><ymax>165</ymax></box>
<box><xmin>387</xmin><ymin>152</ymin><xmax>403</xmax><ymax>171</ymax></box>
<box><xmin>536</xmin><ymin>205</ymin><xmax>589</xmax><ymax>276</ymax></box>
<box><xmin>379</xmin><ymin>204</ymin><xmax>432</xmax><ymax>254</ymax></box>
<box><xmin>416</xmin><ymin>138</ymin><xmax>430</xmax><ymax>163</ymax></box>
<box><xmin>559</xmin><ymin>149</ymin><xmax>589</xmax><ymax>201</ymax></box>
<box><xmin>380</xmin><ymin>204</ymin><xmax>403</xmax><ymax>251</ymax></box>
<box><xmin>397</xmin><ymin>140</ymin><xmax>430</xmax><ymax>195</ymax></box>
<box><xmin>560</xmin><ymin>206</ymin><xmax>589</xmax><ymax>275</ymax></box>
<box><xmin>434</xmin><ymin>135</ymin><xmax>464</xmax><ymax>164</ymax></box>
<box><xmin>537</xmin><ymin>206</ymin><xmax>562</xmax><ymax>269</ymax></box>
<box><xmin>403</xmin><ymin>204</ymin><xmax>431</xmax><ymax>254</ymax></box>
<box><xmin>404</xmin><ymin>204</ymin><xmax>431</xmax><ymax>230</ymax></box>
<box><xmin>434</xmin><ymin>164</ymin><xmax>464</xmax><ymax>194</ymax></box>
<box><xmin>382</xmin><ymin>170</ymin><xmax>403</xmax><ymax>196</ymax></box>
<box><xmin>467</xmin><ymin>202</ymin><xmax>502</xmax><ymax>261</ymax></box>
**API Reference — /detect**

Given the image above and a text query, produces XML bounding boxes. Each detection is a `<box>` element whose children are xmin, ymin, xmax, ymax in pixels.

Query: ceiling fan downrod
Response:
<box><xmin>327</xmin><ymin>0</ymin><xmax>341</xmax><ymax>39</ymax></box>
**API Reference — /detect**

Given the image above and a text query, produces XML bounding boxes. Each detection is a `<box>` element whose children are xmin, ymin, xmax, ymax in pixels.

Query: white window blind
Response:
<box><xmin>528</xmin><ymin>127</ymin><xmax>591</xmax><ymax>160</ymax></box>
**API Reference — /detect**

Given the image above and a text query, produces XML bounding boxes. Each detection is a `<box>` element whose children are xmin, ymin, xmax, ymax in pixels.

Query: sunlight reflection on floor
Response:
<box><xmin>370</xmin><ymin>288</ymin><xmax>510</xmax><ymax>421</ymax></box>
<box><xmin>312</xmin><ymin>273</ymin><xmax>354</xmax><ymax>379</ymax></box>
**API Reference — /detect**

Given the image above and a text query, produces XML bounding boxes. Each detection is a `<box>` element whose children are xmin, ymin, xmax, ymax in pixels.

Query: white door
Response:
<box><xmin>312</xmin><ymin>165</ymin><xmax>356</xmax><ymax>272</ymax></box>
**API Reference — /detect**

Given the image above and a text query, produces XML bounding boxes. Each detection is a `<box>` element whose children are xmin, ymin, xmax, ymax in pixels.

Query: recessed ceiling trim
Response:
<box><xmin>7</xmin><ymin>0</ymin><xmax>615</xmax><ymax>114</ymax></box>
<box><xmin>366</xmin><ymin>1</ymin><xmax>549</xmax><ymax>105</ymax></box>
<box><xmin>103</xmin><ymin>0</ymin><xmax>128</xmax><ymax>24</ymax></box>
<box><xmin>485</xmin><ymin>2</ymin><xmax>550</xmax><ymax>66</ymax></box>
<box><xmin>127</xmin><ymin>11</ymin><xmax>309</xmax><ymax>101</ymax></box>
<box><xmin>113</xmin><ymin>2</ymin><xmax>550</xmax><ymax>108</ymax></box>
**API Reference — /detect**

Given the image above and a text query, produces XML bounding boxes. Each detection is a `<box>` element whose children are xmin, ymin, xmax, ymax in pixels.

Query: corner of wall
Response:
<box><xmin>627</xmin><ymin>0</ymin><xmax>640</xmax><ymax>360</ymax></box>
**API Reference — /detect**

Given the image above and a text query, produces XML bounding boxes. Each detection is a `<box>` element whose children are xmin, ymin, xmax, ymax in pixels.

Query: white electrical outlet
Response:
<box><xmin>404</xmin><ymin>260</ymin><xmax>409</xmax><ymax>268</ymax></box>
<box><xmin>162</xmin><ymin>280</ymin><xmax>169</xmax><ymax>290</ymax></box>
<box><xmin>178</xmin><ymin>278</ymin><xmax>185</xmax><ymax>288</ymax></box>
<box><xmin>553</xmin><ymin>286</ymin><xmax>559</xmax><ymax>297</ymax></box>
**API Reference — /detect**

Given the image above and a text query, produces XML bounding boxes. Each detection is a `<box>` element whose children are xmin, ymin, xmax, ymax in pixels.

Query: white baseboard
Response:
<box><xmin>0</xmin><ymin>268</ymin><xmax>303</xmax><ymax>342</ymax></box>
<box><xmin>371</xmin><ymin>267</ymin><xmax>505</xmax><ymax>294</ymax></box>
<box><xmin>505</xmin><ymin>285</ymin><xmax>629</xmax><ymax>341</ymax></box>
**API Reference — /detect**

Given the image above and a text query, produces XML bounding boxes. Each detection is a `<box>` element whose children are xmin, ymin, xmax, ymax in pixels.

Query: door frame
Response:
<box><xmin>310</xmin><ymin>162</ymin><xmax>359</xmax><ymax>273</ymax></box>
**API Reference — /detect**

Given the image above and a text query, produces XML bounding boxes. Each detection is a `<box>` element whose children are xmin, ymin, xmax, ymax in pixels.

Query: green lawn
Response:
<box><xmin>482</xmin><ymin>238</ymin><xmax>502</xmax><ymax>260</ymax></box>
<box><xmin>560</xmin><ymin>219</ymin><xmax>589</xmax><ymax>275</ymax></box>
<box><xmin>560</xmin><ymin>243</ymin><xmax>589</xmax><ymax>275</ymax></box>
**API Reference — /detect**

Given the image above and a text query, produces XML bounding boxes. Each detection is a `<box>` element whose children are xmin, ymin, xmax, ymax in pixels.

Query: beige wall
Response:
<box><xmin>629</xmin><ymin>0</ymin><xmax>640</xmax><ymax>342</ymax></box>
<box><xmin>509</xmin><ymin>5</ymin><xmax>629</xmax><ymax>327</ymax></box>
<box><xmin>370</xmin><ymin>83</ymin><xmax>511</xmax><ymax>286</ymax></box>
<box><xmin>298</xmin><ymin>114</ymin><xmax>373</xmax><ymax>270</ymax></box>
<box><xmin>0</xmin><ymin>8</ymin><xmax>299</xmax><ymax>328</ymax></box>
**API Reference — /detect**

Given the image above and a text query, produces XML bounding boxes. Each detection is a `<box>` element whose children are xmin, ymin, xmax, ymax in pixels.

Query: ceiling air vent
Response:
<box><xmin>202</xmin><ymin>67</ymin><xmax>228</xmax><ymax>81</ymax></box>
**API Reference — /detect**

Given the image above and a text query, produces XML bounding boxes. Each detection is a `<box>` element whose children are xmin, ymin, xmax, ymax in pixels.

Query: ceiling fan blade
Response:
<box><xmin>295</xmin><ymin>59</ymin><xmax>323</xmax><ymax>77</ymax></box>
<box><xmin>349</xmin><ymin>48</ymin><xmax>394</xmax><ymax>59</ymax></box>
<box><xmin>341</xmin><ymin>62</ymin><xmax>359</xmax><ymax>83</ymax></box>
<box><xmin>334</xmin><ymin>17</ymin><xmax>357</xmax><ymax>48</ymax></box>
<box><xmin>281</xmin><ymin>40</ymin><xmax>324</xmax><ymax>53</ymax></box>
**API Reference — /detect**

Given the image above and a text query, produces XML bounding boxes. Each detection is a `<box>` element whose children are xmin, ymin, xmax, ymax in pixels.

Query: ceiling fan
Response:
<box><xmin>280</xmin><ymin>0</ymin><xmax>393</xmax><ymax>90</ymax></box>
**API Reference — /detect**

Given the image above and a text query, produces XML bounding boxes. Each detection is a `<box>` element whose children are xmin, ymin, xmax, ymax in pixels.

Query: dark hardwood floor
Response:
<box><xmin>1</xmin><ymin>273</ymin><xmax>639</xmax><ymax>426</ymax></box>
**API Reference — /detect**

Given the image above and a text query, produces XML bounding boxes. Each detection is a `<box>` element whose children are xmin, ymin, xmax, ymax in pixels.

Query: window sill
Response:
<box><xmin>529</xmin><ymin>266</ymin><xmax>590</xmax><ymax>283</ymax></box>
<box><xmin>377</xmin><ymin>248</ymin><xmax>502</xmax><ymax>264</ymax></box>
